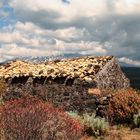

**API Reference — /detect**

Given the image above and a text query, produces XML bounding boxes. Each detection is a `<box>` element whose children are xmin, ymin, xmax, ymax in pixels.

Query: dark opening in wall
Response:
<box><xmin>53</xmin><ymin>76</ymin><xmax>67</xmax><ymax>84</ymax></box>
<box><xmin>11</xmin><ymin>76</ymin><xmax>29</xmax><ymax>84</ymax></box>
<box><xmin>112</xmin><ymin>84</ymin><xmax>116</xmax><ymax>89</ymax></box>
<box><xmin>5</xmin><ymin>78</ymin><xmax>11</xmax><ymax>83</ymax></box>
<box><xmin>65</xmin><ymin>78</ymin><xmax>74</xmax><ymax>86</ymax></box>
<box><xmin>44</xmin><ymin>76</ymin><xmax>53</xmax><ymax>84</ymax></box>
<box><xmin>33</xmin><ymin>77</ymin><xmax>46</xmax><ymax>85</ymax></box>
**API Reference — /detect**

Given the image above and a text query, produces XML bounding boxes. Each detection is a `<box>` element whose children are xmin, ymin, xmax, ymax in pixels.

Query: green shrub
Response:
<box><xmin>81</xmin><ymin>113</ymin><xmax>109</xmax><ymax>136</ymax></box>
<box><xmin>133</xmin><ymin>111</ymin><xmax>140</xmax><ymax>128</ymax></box>
<box><xmin>67</xmin><ymin>112</ymin><xmax>109</xmax><ymax>136</ymax></box>
<box><xmin>67</xmin><ymin>111</ymin><xmax>81</xmax><ymax>120</ymax></box>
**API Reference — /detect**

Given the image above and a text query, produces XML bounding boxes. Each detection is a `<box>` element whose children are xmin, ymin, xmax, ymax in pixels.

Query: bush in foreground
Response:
<box><xmin>107</xmin><ymin>88</ymin><xmax>140</xmax><ymax>124</ymax></box>
<box><xmin>67</xmin><ymin>112</ymin><xmax>109</xmax><ymax>137</ymax></box>
<box><xmin>0</xmin><ymin>95</ymin><xmax>83</xmax><ymax>140</ymax></box>
<box><xmin>81</xmin><ymin>113</ymin><xmax>109</xmax><ymax>136</ymax></box>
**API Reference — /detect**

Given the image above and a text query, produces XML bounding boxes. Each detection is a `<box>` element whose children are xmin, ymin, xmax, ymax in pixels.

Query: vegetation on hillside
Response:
<box><xmin>107</xmin><ymin>88</ymin><xmax>140</xmax><ymax>124</ymax></box>
<box><xmin>0</xmin><ymin>81</ymin><xmax>140</xmax><ymax>140</ymax></box>
<box><xmin>0</xmin><ymin>95</ymin><xmax>83</xmax><ymax>140</ymax></box>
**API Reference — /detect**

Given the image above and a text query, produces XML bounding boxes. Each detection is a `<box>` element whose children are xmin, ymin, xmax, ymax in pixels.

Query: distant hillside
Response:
<box><xmin>122</xmin><ymin>67</ymin><xmax>140</xmax><ymax>90</ymax></box>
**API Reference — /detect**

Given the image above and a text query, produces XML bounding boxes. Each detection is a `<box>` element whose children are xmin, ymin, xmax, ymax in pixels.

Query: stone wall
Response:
<box><xmin>95</xmin><ymin>58</ymin><xmax>130</xmax><ymax>89</ymax></box>
<box><xmin>4</xmin><ymin>82</ymin><xmax>112</xmax><ymax>118</ymax></box>
<box><xmin>6</xmin><ymin>58</ymin><xmax>130</xmax><ymax>89</ymax></box>
<box><xmin>2</xmin><ymin>57</ymin><xmax>130</xmax><ymax>115</ymax></box>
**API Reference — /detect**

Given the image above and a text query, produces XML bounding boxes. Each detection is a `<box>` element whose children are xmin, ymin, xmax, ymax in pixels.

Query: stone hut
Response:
<box><xmin>0</xmin><ymin>56</ymin><xmax>130</xmax><ymax>113</ymax></box>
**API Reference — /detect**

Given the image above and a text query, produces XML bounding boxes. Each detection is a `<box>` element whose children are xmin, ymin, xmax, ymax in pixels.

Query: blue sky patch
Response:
<box><xmin>0</xmin><ymin>3</ymin><xmax>16</xmax><ymax>28</ymax></box>
<box><xmin>62</xmin><ymin>0</ymin><xmax>70</xmax><ymax>4</ymax></box>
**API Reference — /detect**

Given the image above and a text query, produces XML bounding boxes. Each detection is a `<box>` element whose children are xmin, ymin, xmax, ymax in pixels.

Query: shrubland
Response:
<box><xmin>0</xmin><ymin>82</ymin><xmax>140</xmax><ymax>139</ymax></box>
<box><xmin>0</xmin><ymin>95</ymin><xmax>83</xmax><ymax>140</ymax></box>
<box><xmin>107</xmin><ymin>88</ymin><xmax>140</xmax><ymax>124</ymax></box>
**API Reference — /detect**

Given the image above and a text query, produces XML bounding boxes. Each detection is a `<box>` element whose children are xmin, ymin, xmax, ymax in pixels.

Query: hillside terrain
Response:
<box><xmin>122</xmin><ymin>67</ymin><xmax>140</xmax><ymax>90</ymax></box>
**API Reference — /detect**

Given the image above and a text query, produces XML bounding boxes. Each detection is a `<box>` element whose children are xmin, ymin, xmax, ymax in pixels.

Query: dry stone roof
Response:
<box><xmin>0</xmin><ymin>56</ymin><xmax>113</xmax><ymax>82</ymax></box>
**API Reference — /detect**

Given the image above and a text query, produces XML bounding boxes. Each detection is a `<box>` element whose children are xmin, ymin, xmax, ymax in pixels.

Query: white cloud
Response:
<box><xmin>115</xmin><ymin>0</ymin><xmax>140</xmax><ymax>14</ymax></box>
<box><xmin>9</xmin><ymin>0</ymin><xmax>140</xmax><ymax>22</ymax></box>
<box><xmin>53</xmin><ymin>27</ymin><xmax>87</xmax><ymax>40</ymax></box>
<box><xmin>9</xmin><ymin>0</ymin><xmax>107</xmax><ymax>22</ymax></box>
<box><xmin>119</xmin><ymin>57</ymin><xmax>140</xmax><ymax>67</ymax></box>
<box><xmin>0</xmin><ymin>22</ymin><xmax>106</xmax><ymax>61</ymax></box>
<box><xmin>0</xmin><ymin>0</ymin><xmax>140</xmax><ymax>64</ymax></box>
<box><xmin>0</xmin><ymin>32</ymin><xmax>22</xmax><ymax>43</ymax></box>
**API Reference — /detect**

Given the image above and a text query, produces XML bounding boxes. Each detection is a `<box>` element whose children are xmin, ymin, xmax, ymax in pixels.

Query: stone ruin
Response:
<box><xmin>0</xmin><ymin>56</ymin><xmax>130</xmax><ymax>114</ymax></box>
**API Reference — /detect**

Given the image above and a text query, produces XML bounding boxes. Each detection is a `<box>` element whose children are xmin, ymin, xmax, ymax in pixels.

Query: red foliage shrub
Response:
<box><xmin>0</xmin><ymin>95</ymin><xmax>83</xmax><ymax>140</ymax></box>
<box><xmin>107</xmin><ymin>89</ymin><xmax>140</xmax><ymax>123</ymax></box>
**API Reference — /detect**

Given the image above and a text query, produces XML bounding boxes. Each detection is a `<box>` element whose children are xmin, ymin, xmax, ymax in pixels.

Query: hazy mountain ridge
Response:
<box><xmin>1</xmin><ymin>54</ymin><xmax>140</xmax><ymax>67</ymax></box>
<box><xmin>122</xmin><ymin>67</ymin><xmax>140</xmax><ymax>90</ymax></box>
<box><xmin>0</xmin><ymin>54</ymin><xmax>84</xmax><ymax>65</ymax></box>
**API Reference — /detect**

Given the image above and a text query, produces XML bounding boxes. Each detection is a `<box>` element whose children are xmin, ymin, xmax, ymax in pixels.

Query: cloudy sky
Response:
<box><xmin>0</xmin><ymin>0</ymin><xmax>140</xmax><ymax>66</ymax></box>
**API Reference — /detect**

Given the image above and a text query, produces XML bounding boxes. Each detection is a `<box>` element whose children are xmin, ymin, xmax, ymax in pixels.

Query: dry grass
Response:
<box><xmin>81</xmin><ymin>126</ymin><xmax>140</xmax><ymax>140</ymax></box>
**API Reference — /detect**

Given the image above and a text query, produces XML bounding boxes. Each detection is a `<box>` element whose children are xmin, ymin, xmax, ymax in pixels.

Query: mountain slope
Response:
<box><xmin>122</xmin><ymin>67</ymin><xmax>140</xmax><ymax>90</ymax></box>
